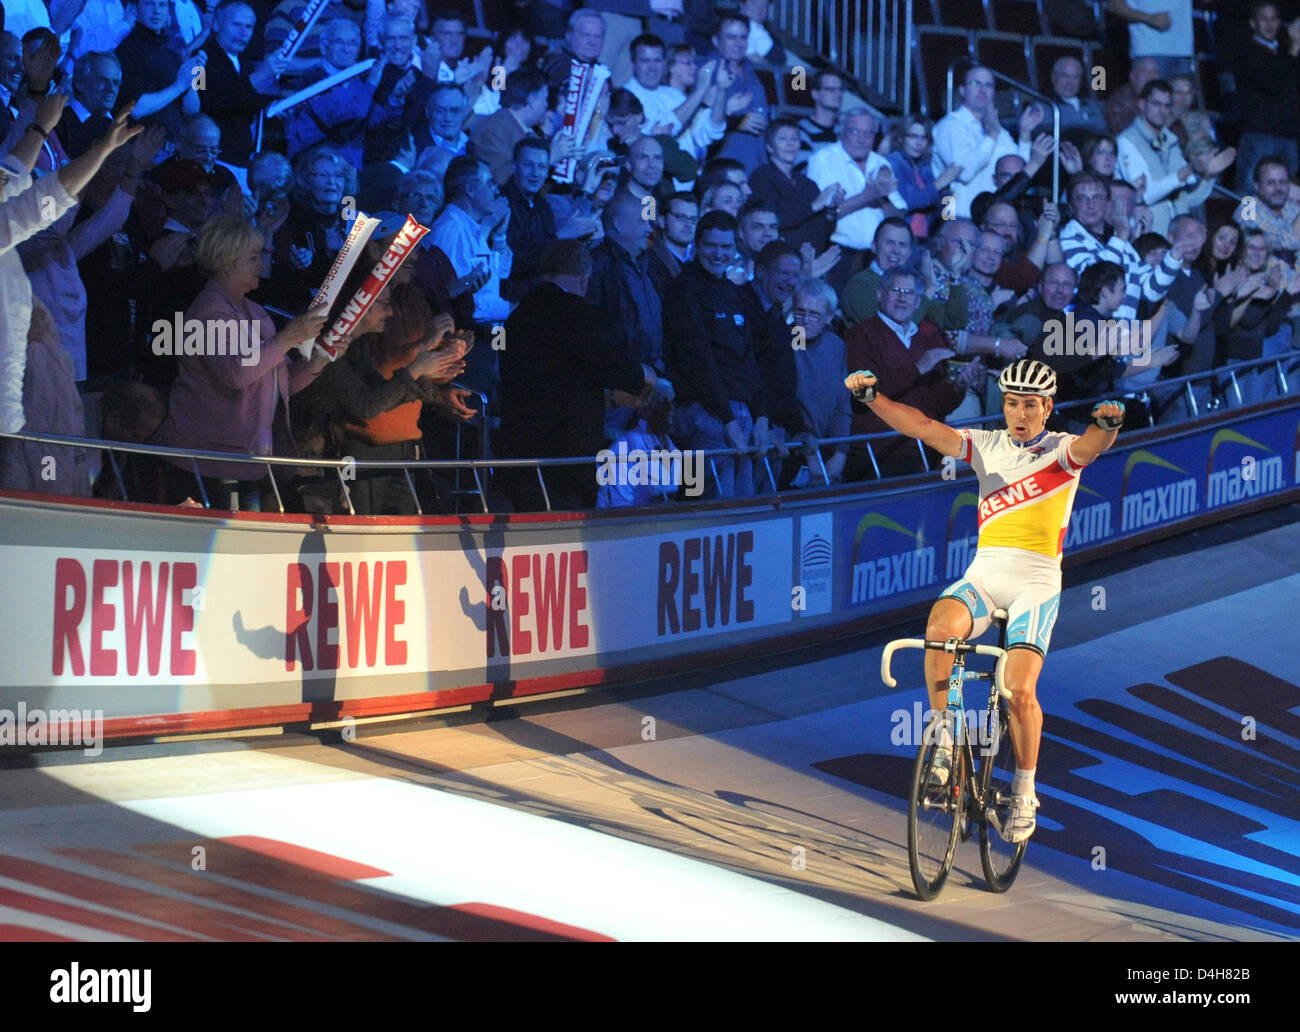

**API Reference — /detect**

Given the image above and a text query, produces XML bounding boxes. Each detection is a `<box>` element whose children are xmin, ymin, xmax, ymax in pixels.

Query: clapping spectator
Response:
<box><xmin>884</xmin><ymin>114</ymin><xmax>959</xmax><ymax>239</ymax></box>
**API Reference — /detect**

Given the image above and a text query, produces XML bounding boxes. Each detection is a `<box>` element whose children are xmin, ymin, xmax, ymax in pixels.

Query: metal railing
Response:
<box><xmin>772</xmin><ymin>0</ymin><xmax>914</xmax><ymax>112</ymax></box>
<box><xmin>5</xmin><ymin>356</ymin><xmax>1295</xmax><ymax>515</ymax></box>
<box><xmin>946</xmin><ymin>61</ymin><xmax>1062</xmax><ymax>202</ymax></box>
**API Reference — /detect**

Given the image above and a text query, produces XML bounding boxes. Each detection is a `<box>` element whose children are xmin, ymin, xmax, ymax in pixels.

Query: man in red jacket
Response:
<box><xmin>844</xmin><ymin>267</ymin><xmax>985</xmax><ymax>478</ymax></box>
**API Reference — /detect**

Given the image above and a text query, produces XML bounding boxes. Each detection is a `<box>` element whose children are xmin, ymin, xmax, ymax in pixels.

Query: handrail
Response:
<box><xmin>5</xmin><ymin>356</ymin><xmax>1294</xmax><ymax>513</ymax></box>
<box><xmin>946</xmin><ymin>61</ymin><xmax>1061</xmax><ymax>202</ymax></box>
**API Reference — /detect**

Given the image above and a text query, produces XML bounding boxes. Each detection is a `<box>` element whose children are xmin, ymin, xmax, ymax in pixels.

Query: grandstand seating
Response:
<box><xmin>989</xmin><ymin>0</ymin><xmax>1044</xmax><ymax>36</ymax></box>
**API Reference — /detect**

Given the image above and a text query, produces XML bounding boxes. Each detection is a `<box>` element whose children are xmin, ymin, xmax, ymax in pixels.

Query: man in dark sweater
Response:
<box><xmin>748</xmin><ymin>240</ymin><xmax>813</xmax><ymax>486</ymax></box>
<box><xmin>497</xmin><ymin>241</ymin><xmax>655</xmax><ymax>511</ymax></box>
<box><xmin>662</xmin><ymin>211</ymin><xmax>772</xmax><ymax>497</ymax></box>
<box><xmin>201</xmin><ymin>1</ymin><xmax>287</xmax><ymax>167</ymax></box>
<box><xmin>1233</xmin><ymin>2</ymin><xmax>1300</xmax><ymax>190</ymax></box>
<box><xmin>844</xmin><ymin>267</ymin><xmax>984</xmax><ymax>478</ymax></box>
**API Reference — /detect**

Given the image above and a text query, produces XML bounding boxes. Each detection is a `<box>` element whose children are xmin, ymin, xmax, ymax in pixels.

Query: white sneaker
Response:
<box><xmin>991</xmin><ymin>794</ymin><xmax>1039</xmax><ymax>844</ymax></box>
<box><xmin>927</xmin><ymin>747</ymin><xmax>952</xmax><ymax>788</ymax></box>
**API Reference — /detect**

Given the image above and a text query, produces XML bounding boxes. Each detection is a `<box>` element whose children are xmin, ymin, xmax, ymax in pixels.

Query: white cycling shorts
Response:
<box><xmin>940</xmin><ymin>546</ymin><xmax>1062</xmax><ymax>657</ymax></box>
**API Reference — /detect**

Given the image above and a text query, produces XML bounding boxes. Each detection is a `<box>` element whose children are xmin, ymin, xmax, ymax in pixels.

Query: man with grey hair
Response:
<box><xmin>791</xmin><ymin>278</ymin><xmax>851</xmax><ymax>484</ymax></box>
<box><xmin>286</xmin><ymin>18</ymin><xmax>374</xmax><ymax>166</ymax></box>
<box><xmin>588</xmin><ymin>189</ymin><xmax>663</xmax><ymax>374</ymax></box>
<box><xmin>55</xmin><ymin>51</ymin><xmax>120</xmax><ymax>158</ymax></box>
<box><xmin>807</xmin><ymin>108</ymin><xmax>907</xmax><ymax>290</ymax></box>
<box><xmin>543</xmin><ymin>9</ymin><xmax>608</xmax><ymax>104</ymax></box>
<box><xmin>844</xmin><ymin>266</ymin><xmax>984</xmax><ymax>476</ymax></box>
<box><xmin>201</xmin><ymin>0</ymin><xmax>289</xmax><ymax>166</ymax></box>
<box><xmin>1050</xmin><ymin>56</ymin><xmax>1106</xmax><ymax>142</ymax></box>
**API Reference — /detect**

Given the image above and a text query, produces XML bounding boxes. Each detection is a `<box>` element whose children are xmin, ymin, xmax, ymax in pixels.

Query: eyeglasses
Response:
<box><xmin>965</xmin><ymin>80</ymin><xmax>995</xmax><ymax>90</ymax></box>
<box><xmin>886</xmin><ymin>286</ymin><xmax>917</xmax><ymax>296</ymax></box>
<box><xmin>792</xmin><ymin>308</ymin><xmax>828</xmax><ymax>321</ymax></box>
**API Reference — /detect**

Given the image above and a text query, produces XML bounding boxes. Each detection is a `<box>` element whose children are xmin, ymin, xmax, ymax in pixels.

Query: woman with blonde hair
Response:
<box><xmin>154</xmin><ymin>214</ymin><xmax>339</xmax><ymax>509</ymax></box>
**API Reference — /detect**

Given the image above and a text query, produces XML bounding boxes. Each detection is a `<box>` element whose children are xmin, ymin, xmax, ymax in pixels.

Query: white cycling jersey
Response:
<box><xmin>956</xmin><ymin>427</ymin><xmax>1087</xmax><ymax>562</ymax></box>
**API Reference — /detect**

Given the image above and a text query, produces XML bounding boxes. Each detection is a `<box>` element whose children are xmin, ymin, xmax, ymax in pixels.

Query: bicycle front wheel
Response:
<box><xmin>978</xmin><ymin>698</ymin><xmax>1027</xmax><ymax>892</ymax></box>
<box><xmin>907</xmin><ymin>712</ymin><xmax>963</xmax><ymax>900</ymax></box>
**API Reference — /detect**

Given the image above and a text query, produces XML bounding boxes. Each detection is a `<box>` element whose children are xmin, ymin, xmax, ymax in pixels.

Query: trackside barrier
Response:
<box><xmin>1</xmin><ymin>395</ymin><xmax>1297</xmax><ymax>741</ymax></box>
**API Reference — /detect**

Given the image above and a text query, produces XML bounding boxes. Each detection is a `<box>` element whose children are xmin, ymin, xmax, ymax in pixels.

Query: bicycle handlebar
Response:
<box><xmin>881</xmin><ymin>638</ymin><xmax>1010</xmax><ymax>695</ymax></box>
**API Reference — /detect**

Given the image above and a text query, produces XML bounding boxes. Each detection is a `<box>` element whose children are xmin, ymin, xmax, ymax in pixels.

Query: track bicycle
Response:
<box><xmin>881</xmin><ymin>610</ymin><xmax>1028</xmax><ymax>900</ymax></box>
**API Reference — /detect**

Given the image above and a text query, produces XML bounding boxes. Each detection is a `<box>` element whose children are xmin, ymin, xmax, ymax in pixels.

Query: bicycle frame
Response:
<box><xmin>886</xmin><ymin>611</ymin><xmax>1027</xmax><ymax>898</ymax></box>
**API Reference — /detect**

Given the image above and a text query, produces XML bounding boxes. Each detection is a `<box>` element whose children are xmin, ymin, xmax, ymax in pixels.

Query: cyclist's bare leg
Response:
<box><xmin>1003</xmin><ymin>647</ymin><xmax>1044</xmax><ymax>769</ymax></box>
<box><xmin>924</xmin><ymin>598</ymin><xmax>975</xmax><ymax>715</ymax></box>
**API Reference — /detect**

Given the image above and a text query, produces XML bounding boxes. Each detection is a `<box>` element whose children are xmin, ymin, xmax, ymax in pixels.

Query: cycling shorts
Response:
<box><xmin>939</xmin><ymin>547</ymin><xmax>1062</xmax><ymax>657</ymax></box>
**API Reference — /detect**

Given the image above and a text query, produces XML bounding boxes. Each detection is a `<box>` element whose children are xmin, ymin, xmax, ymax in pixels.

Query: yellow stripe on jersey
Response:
<box><xmin>978</xmin><ymin>478</ymin><xmax>1079</xmax><ymax>559</ymax></box>
<box><xmin>975</xmin><ymin>462</ymin><xmax>1081</xmax><ymax>560</ymax></box>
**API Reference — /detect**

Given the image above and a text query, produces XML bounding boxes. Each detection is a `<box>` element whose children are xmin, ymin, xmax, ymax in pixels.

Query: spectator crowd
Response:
<box><xmin>0</xmin><ymin>0</ymin><xmax>1298</xmax><ymax>509</ymax></box>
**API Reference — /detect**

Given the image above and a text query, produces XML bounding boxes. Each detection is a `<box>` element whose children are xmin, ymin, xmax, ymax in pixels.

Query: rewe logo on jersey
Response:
<box><xmin>978</xmin><ymin>474</ymin><xmax>1044</xmax><ymax>519</ymax></box>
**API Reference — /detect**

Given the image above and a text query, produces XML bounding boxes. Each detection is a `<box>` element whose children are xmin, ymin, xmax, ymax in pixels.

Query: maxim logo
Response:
<box><xmin>1120</xmin><ymin>450</ymin><xmax>1197</xmax><ymax>531</ymax></box>
<box><xmin>849</xmin><ymin>513</ymin><xmax>936</xmax><ymax>603</ymax></box>
<box><xmin>1205</xmin><ymin>429</ymin><xmax>1286</xmax><ymax>509</ymax></box>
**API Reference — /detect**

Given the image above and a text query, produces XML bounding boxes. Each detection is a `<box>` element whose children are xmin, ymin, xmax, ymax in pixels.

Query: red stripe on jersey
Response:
<box><xmin>977</xmin><ymin>463</ymin><xmax>1077</xmax><ymax>524</ymax></box>
<box><xmin>1062</xmin><ymin>438</ymin><xmax>1086</xmax><ymax>471</ymax></box>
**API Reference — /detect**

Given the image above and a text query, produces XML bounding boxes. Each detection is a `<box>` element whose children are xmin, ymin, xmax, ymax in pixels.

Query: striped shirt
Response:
<box><xmin>1058</xmin><ymin>218</ymin><xmax>1180</xmax><ymax>322</ymax></box>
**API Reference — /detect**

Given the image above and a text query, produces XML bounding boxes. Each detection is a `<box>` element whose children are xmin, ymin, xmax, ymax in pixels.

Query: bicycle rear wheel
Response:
<box><xmin>977</xmin><ymin>697</ymin><xmax>1027</xmax><ymax>892</ymax></box>
<box><xmin>907</xmin><ymin>711</ymin><xmax>963</xmax><ymax>900</ymax></box>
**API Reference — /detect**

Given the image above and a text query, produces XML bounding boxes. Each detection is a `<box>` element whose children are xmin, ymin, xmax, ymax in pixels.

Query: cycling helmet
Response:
<box><xmin>998</xmin><ymin>359</ymin><xmax>1057</xmax><ymax>397</ymax></box>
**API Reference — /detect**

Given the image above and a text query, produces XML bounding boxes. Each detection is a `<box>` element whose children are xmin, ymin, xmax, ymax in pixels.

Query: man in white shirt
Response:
<box><xmin>429</xmin><ymin>155</ymin><xmax>514</xmax><ymax>328</ymax></box>
<box><xmin>623</xmin><ymin>32</ymin><xmax>726</xmax><ymax>159</ymax></box>
<box><xmin>807</xmin><ymin>109</ymin><xmax>905</xmax><ymax>287</ymax></box>
<box><xmin>933</xmin><ymin>63</ymin><xmax>1035</xmax><ymax>219</ymax></box>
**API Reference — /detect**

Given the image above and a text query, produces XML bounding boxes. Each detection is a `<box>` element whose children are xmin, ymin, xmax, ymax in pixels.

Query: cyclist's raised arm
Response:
<box><xmin>1068</xmin><ymin>400</ymin><xmax>1125</xmax><ymax>466</ymax></box>
<box><xmin>845</xmin><ymin>370</ymin><xmax>964</xmax><ymax>458</ymax></box>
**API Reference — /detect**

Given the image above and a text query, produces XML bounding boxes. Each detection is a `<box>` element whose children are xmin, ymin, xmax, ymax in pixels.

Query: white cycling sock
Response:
<box><xmin>1012</xmin><ymin>768</ymin><xmax>1036</xmax><ymax>798</ymax></box>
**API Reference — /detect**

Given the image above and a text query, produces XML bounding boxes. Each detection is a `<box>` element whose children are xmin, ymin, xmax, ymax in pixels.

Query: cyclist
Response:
<box><xmin>845</xmin><ymin>359</ymin><xmax>1124</xmax><ymax>842</ymax></box>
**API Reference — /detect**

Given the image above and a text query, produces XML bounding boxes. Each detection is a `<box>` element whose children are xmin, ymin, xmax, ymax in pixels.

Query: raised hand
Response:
<box><xmin>1193</xmin><ymin>285</ymin><xmax>1216</xmax><ymax>311</ymax></box>
<box><xmin>1059</xmin><ymin>139</ymin><xmax>1083</xmax><ymax>174</ymax></box>
<box><xmin>844</xmin><ymin>369</ymin><xmax>878</xmax><ymax>401</ymax></box>
<box><xmin>24</xmin><ymin>33</ymin><xmax>62</xmax><ymax>91</ymax></box>
<box><xmin>426</xmin><ymin>312</ymin><xmax>456</xmax><ymax>349</ymax></box>
<box><xmin>1036</xmin><ymin>201</ymin><xmax>1060</xmax><ymax>239</ymax></box>
<box><xmin>811</xmin><ymin>245</ymin><xmax>842</xmax><ymax>279</ymax></box>
<box><xmin>936</xmin><ymin>163</ymin><xmax>962</xmax><ymax>189</ymax></box>
<box><xmin>1030</xmin><ymin>133</ymin><xmax>1055</xmax><ymax>166</ymax></box>
<box><xmin>282</xmin><ymin>306</ymin><xmax>330</xmax><ymax>349</ymax></box>
<box><xmin>725</xmin><ymin>89</ymin><xmax>753</xmax><ymax>116</ymax></box>
<box><xmin>1018</xmin><ymin>103</ymin><xmax>1044</xmax><ymax>139</ymax></box>
<box><xmin>33</xmin><ymin>91</ymin><xmax>68</xmax><ymax>134</ymax></box>
<box><xmin>128</xmin><ymin>122</ymin><xmax>168</xmax><ymax>171</ymax></box>
<box><xmin>955</xmin><ymin>356</ymin><xmax>986</xmax><ymax>389</ymax></box>
<box><xmin>916</xmin><ymin>347</ymin><xmax>956</xmax><ymax>375</ymax></box>
<box><xmin>450</xmin><ymin>261</ymin><xmax>490</xmax><ymax>297</ymax></box>
<box><xmin>1204</xmin><ymin>147</ymin><xmax>1236</xmax><ymax>177</ymax></box>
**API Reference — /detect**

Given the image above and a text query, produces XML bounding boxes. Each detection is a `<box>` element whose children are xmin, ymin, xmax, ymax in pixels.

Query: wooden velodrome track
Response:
<box><xmin>2</xmin><ymin>506</ymin><xmax>1297</xmax><ymax>942</ymax></box>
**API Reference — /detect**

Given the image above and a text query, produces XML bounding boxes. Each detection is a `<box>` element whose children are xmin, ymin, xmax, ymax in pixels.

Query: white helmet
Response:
<box><xmin>998</xmin><ymin>359</ymin><xmax>1057</xmax><ymax>397</ymax></box>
